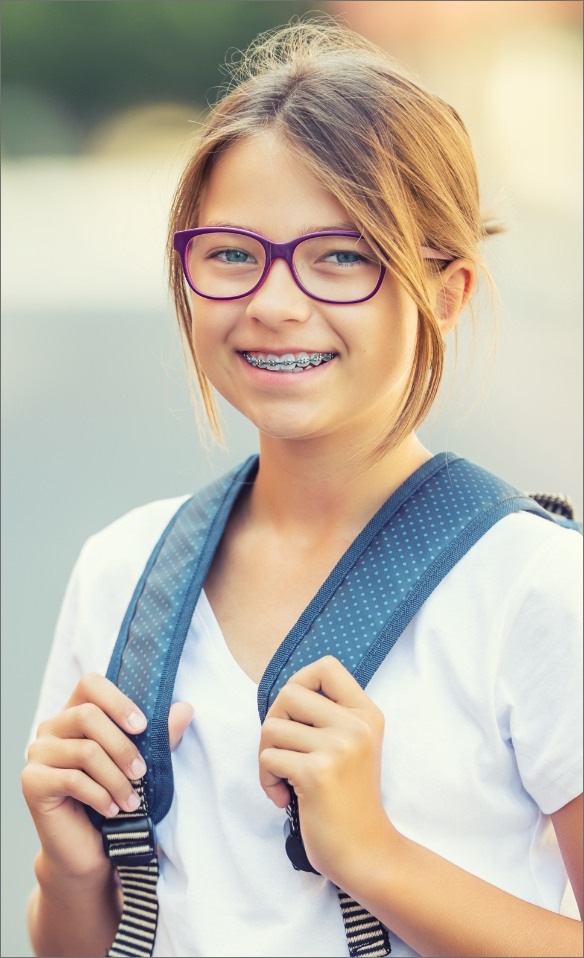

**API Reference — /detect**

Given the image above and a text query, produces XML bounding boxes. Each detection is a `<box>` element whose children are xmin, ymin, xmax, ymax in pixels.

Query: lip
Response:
<box><xmin>237</xmin><ymin>348</ymin><xmax>336</xmax><ymax>356</ymax></box>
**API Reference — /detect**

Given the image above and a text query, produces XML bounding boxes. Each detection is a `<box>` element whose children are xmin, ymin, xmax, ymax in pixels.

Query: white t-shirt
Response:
<box><xmin>29</xmin><ymin>492</ymin><xmax>583</xmax><ymax>958</ymax></box>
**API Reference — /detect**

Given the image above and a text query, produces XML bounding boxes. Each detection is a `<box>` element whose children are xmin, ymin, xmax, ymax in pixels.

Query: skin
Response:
<box><xmin>192</xmin><ymin>133</ymin><xmax>445</xmax><ymax>452</ymax></box>
<box><xmin>23</xmin><ymin>678</ymin><xmax>193</xmax><ymax>957</ymax></box>
<box><xmin>23</xmin><ymin>130</ymin><xmax>582</xmax><ymax>957</ymax></box>
<box><xmin>259</xmin><ymin>657</ymin><xmax>583</xmax><ymax>958</ymax></box>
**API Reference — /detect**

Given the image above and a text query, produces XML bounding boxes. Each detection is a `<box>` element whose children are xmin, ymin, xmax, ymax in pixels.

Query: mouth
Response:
<box><xmin>241</xmin><ymin>351</ymin><xmax>336</xmax><ymax>372</ymax></box>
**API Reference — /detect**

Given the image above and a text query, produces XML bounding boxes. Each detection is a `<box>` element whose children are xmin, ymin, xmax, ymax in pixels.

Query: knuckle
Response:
<box><xmin>77</xmin><ymin>672</ymin><xmax>101</xmax><ymax>696</ymax></box>
<box><xmin>281</xmin><ymin>681</ymin><xmax>301</xmax><ymax>705</ymax></box>
<box><xmin>26</xmin><ymin>739</ymin><xmax>42</xmax><ymax>763</ymax></box>
<box><xmin>353</xmin><ymin>712</ymin><xmax>382</xmax><ymax>749</ymax></box>
<box><xmin>258</xmin><ymin>746</ymin><xmax>279</xmax><ymax>776</ymax></box>
<box><xmin>62</xmin><ymin>767</ymin><xmax>84</xmax><ymax>793</ymax></box>
<box><xmin>320</xmin><ymin>654</ymin><xmax>338</xmax><ymax>669</ymax></box>
<box><xmin>261</xmin><ymin>716</ymin><xmax>278</xmax><ymax>739</ymax></box>
<box><xmin>354</xmin><ymin>714</ymin><xmax>374</xmax><ymax>742</ymax></box>
<box><xmin>331</xmin><ymin>732</ymin><xmax>354</xmax><ymax>757</ymax></box>
<box><xmin>306</xmin><ymin>752</ymin><xmax>333</xmax><ymax>788</ymax></box>
<box><xmin>369</xmin><ymin>703</ymin><xmax>385</xmax><ymax>734</ymax></box>
<box><xmin>257</xmin><ymin>749</ymin><xmax>270</xmax><ymax>774</ymax></box>
<box><xmin>77</xmin><ymin>701</ymin><xmax>101</xmax><ymax>726</ymax></box>
<box><xmin>21</xmin><ymin>764</ymin><xmax>35</xmax><ymax>793</ymax></box>
<box><xmin>79</xmin><ymin>738</ymin><xmax>102</xmax><ymax>765</ymax></box>
<box><xmin>35</xmin><ymin>718</ymin><xmax>52</xmax><ymax>739</ymax></box>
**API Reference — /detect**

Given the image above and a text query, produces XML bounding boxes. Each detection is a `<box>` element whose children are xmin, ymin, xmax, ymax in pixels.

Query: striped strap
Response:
<box><xmin>285</xmin><ymin>795</ymin><xmax>391</xmax><ymax>956</ymax></box>
<box><xmin>338</xmin><ymin>891</ymin><xmax>391</xmax><ymax>957</ymax></box>
<box><xmin>103</xmin><ymin>780</ymin><xmax>159</xmax><ymax>958</ymax></box>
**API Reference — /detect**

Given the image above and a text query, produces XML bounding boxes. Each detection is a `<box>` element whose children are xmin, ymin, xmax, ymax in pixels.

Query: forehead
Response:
<box><xmin>198</xmin><ymin>131</ymin><xmax>355</xmax><ymax>237</ymax></box>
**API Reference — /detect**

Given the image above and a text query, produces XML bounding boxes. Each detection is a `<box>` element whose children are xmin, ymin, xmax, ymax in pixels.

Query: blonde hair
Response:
<box><xmin>168</xmin><ymin>16</ymin><xmax>498</xmax><ymax>450</ymax></box>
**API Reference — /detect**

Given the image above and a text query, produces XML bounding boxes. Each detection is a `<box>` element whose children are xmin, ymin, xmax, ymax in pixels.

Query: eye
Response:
<box><xmin>322</xmin><ymin>250</ymin><xmax>368</xmax><ymax>267</ymax></box>
<box><xmin>210</xmin><ymin>247</ymin><xmax>258</xmax><ymax>265</ymax></box>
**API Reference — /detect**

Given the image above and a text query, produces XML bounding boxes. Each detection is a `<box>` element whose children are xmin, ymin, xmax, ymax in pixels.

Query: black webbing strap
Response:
<box><xmin>102</xmin><ymin>780</ymin><xmax>159</xmax><ymax>958</ymax></box>
<box><xmin>337</xmin><ymin>891</ymin><xmax>392</xmax><ymax>958</ymax></box>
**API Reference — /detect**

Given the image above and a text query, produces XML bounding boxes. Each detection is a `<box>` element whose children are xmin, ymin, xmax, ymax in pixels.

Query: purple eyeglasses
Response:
<box><xmin>173</xmin><ymin>227</ymin><xmax>453</xmax><ymax>305</ymax></box>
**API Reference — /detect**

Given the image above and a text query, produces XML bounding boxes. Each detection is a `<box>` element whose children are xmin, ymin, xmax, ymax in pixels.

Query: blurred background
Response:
<box><xmin>2</xmin><ymin>2</ymin><xmax>582</xmax><ymax>954</ymax></box>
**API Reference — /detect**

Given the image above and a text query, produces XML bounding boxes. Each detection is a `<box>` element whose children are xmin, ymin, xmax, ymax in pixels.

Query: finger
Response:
<box><xmin>23</xmin><ymin>762</ymin><xmax>127</xmax><ymax>820</ymax></box>
<box><xmin>65</xmin><ymin>673</ymin><xmax>147</xmax><ymax>736</ymax></box>
<box><xmin>258</xmin><ymin>743</ymin><xmax>292</xmax><ymax>805</ymax></box>
<box><xmin>261</xmin><ymin>715</ymin><xmax>324</xmax><ymax>753</ymax></box>
<box><xmin>258</xmin><ymin>718</ymin><xmax>322</xmax><ymax>806</ymax></box>
<box><xmin>168</xmin><ymin>702</ymin><xmax>194</xmax><ymax>751</ymax></box>
<box><xmin>286</xmin><ymin>655</ymin><xmax>367</xmax><ymax>708</ymax></box>
<box><xmin>259</xmin><ymin>746</ymin><xmax>308</xmax><ymax>799</ymax></box>
<box><xmin>263</xmin><ymin>778</ymin><xmax>291</xmax><ymax>809</ymax></box>
<box><xmin>268</xmin><ymin>680</ymin><xmax>353</xmax><ymax>729</ymax></box>
<box><xmin>27</xmin><ymin>737</ymin><xmax>144</xmax><ymax>814</ymax></box>
<box><xmin>36</xmin><ymin>703</ymin><xmax>147</xmax><ymax>781</ymax></box>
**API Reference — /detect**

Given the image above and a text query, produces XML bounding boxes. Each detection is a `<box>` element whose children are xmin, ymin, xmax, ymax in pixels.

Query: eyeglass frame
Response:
<box><xmin>173</xmin><ymin>227</ymin><xmax>454</xmax><ymax>305</ymax></box>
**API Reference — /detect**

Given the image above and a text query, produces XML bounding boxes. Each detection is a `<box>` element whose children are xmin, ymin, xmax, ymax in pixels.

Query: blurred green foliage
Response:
<box><xmin>1</xmin><ymin>0</ymin><xmax>319</xmax><ymax>153</ymax></box>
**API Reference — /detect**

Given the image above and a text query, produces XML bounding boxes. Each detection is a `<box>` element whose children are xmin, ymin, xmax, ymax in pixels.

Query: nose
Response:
<box><xmin>245</xmin><ymin>257</ymin><xmax>312</xmax><ymax>327</ymax></box>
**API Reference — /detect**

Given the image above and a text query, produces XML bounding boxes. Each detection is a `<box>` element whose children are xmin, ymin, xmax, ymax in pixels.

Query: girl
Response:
<box><xmin>22</xmin><ymin>18</ymin><xmax>582</xmax><ymax>958</ymax></box>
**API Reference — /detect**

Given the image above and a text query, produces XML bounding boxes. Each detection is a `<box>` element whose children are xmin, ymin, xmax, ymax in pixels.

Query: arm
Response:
<box><xmin>259</xmin><ymin>656</ymin><xmax>583</xmax><ymax>958</ymax></box>
<box><xmin>343</xmin><ymin>795</ymin><xmax>582</xmax><ymax>958</ymax></box>
<box><xmin>22</xmin><ymin>674</ymin><xmax>148</xmax><ymax>958</ymax></box>
<box><xmin>22</xmin><ymin>674</ymin><xmax>193</xmax><ymax>957</ymax></box>
<box><xmin>28</xmin><ymin>856</ymin><xmax>122</xmax><ymax>958</ymax></box>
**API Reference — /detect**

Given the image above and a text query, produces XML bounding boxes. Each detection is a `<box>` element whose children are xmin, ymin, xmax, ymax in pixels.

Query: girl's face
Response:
<box><xmin>191</xmin><ymin>130</ymin><xmax>420</xmax><ymax>450</ymax></box>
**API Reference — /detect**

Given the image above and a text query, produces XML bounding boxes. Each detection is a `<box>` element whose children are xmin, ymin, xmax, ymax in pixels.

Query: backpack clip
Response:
<box><xmin>283</xmin><ymin>817</ymin><xmax>319</xmax><ymax>874</ymax></box>
<box><xmin>102</xmin><ymin>814</ymin><xmax>156</xmax><ymax>867</ymax></box>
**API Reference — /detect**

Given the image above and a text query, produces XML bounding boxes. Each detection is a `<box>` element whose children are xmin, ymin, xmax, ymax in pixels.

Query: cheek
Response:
<box><xmin>190</xmin><ymin>298</ymin><xmax>230</xmax><ymax>354</ymax></box>
<box><xmin>360</xmin><ymin>290</ymin><xmax>419</xmax><ymax>360</ymax></box>
<box><xmin>189</xmin><ymin>298</ymin><xmax>243</xmax><ymax>390</ymax></box>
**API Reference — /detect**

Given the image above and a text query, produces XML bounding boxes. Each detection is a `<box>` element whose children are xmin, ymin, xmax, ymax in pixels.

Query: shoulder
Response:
<box><xmin>29</xmin><ymin>493</ymin><xmax>195</xmax><ymax>730</ymax></box>
<box><xmin>77</xmin><ymin>493</ymin><xmax>192</xmax><ymax>587</ymax></box>
<box><xmin>413</xmin><ymin>509</ymin><xmax>582</xmax><ymax>668</ymax></box>
<box><xmin>436</xmin><ymin>510</ymin><xmax>582</xmax><ymax>687</ymax></box>
<box><xmin>462</xmin><ymin>509</ymin><xmax>582</xmax><ymax>597</ymax></box>
<box><xmin>437</xmin><ymin>510</ymin><xmax>582</xmax><ymax>641</ymax></box>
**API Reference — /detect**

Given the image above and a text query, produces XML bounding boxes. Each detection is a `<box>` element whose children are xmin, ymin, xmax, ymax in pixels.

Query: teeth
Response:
<box><xmin>243</xmin><ymin>351</ymin><xmax>335</xmax><ymax>372</ymax></box>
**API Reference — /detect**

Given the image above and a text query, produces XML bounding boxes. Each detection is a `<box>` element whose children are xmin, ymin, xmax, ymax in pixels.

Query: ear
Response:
<box><xmin>433</xmin><ymin>259</ymin><xmax>475</xmax><ymax>337</ymax></box>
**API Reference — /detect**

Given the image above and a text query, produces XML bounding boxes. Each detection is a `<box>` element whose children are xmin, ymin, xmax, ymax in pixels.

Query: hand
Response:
<box><xmin>258</xmin><ymin>655</ymin><xmax>390</xmax><ymax>884</ymax></box>
<box><xmin>22</xmin><ymin>673</ymin><xmax>193</xmax><ymax>880</ymax></box>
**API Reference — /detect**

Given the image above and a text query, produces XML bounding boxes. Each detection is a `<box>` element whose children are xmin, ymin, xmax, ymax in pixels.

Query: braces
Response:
<box><xmin>243</xmin><ymin>352</ymin><xmax>335</xmax><ymax>370</ymax></box>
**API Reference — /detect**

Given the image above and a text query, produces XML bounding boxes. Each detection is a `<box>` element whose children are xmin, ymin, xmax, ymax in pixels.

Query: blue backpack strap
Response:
<box><xmin>91</xmin><ymin>456</ymin><xmax>259</xmax><ymax>958</ymax></box>
<box><xmin>254</xmin><ymin>453</ymin><xmax>560</xmax><ymax>958</ymax></box>
<box><xmin>86</xmin><ymin>454</ymin><xmax>259</xmax><ymax>832</ymax></box>
<box><xmin>92</xmin><ymin>451</ymin><xmax>568</xmax><ymax>958</ymax></box>
<box><xmin>257</xmin><ymin>452</ymin><xmax>555</xmax><ymax>717</ymax></box>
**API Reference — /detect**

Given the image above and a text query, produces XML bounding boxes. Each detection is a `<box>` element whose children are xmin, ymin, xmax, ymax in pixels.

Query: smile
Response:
<box><xmin>242</xmin><ymin>351</ymin><xmax>336</xmax><ymax>372</ymax></box>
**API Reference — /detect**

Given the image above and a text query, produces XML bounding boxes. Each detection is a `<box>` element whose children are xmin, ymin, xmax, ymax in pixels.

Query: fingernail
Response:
<box><xmin>126</xmin><ymin>791</ymin><xmax>141</xmax><ymax>811</ymax></box>
<box><xmin>106</xmin><ymin>802</ymin><xmax>119</xmax><ymax>817</ymax></box>
<box><xmin>128</xmin><ymin>711</ymin><xmax>146</xmax><ymax>731</ymax></box>
<box><xmin>130</xmin><ymin>757</ymin><xmax>147</xmax><ymax>779</ymax></box>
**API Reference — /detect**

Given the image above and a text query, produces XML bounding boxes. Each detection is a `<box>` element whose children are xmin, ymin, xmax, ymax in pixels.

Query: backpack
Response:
<box><xmin>87</xmin><ymin>451</ymin><xmax>580</xmax><ymax>958</ymax></box>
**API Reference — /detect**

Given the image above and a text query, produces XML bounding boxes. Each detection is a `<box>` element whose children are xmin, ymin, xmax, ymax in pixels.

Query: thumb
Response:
<box><xmin>168</xmin><ymin>701</ymin><xmax>194</xmax><ymax>751</ymax></box>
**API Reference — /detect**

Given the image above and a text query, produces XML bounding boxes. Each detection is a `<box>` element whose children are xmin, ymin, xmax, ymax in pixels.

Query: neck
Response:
<box><xmin>248</xmin><ymin>432</ymin><xmax>433</xmax><ymax>543</ymax></box>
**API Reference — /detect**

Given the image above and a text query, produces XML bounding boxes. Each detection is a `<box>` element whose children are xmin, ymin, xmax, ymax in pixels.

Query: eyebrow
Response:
<box><xmin>202</xmin><ymin>221</ymin><xmax>360</xmax><ymax>235</ymax></box>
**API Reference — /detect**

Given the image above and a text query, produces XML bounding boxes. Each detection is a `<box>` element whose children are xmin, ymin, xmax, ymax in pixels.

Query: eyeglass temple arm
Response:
<box><xmin>420</xmin><ymin>246</ymin><xmax>454</xmax><ymax>261</ymax></box>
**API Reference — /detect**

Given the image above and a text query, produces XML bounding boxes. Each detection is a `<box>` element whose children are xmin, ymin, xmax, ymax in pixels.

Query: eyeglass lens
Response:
<box><xmin>184</xmin><ymin>232</ymin><xmax>382</xmax><ymax>302</ymax></box>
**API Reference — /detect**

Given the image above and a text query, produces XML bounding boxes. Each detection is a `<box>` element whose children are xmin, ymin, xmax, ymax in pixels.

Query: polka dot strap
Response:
<box><xmin>85</xmin><ymin>454</ymin><xmax>259</xmax><ymax>832</ymax></box>
<box><xmin>257</xmin><ymin>453</ymin><xmax>554</xmax><ymax>715</ymax></box>
<box><xmin>91</xmin><ymin>451</ymin><xmax>558</xmax><ymax>958</ymax></box>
